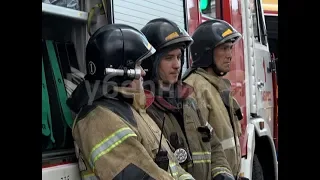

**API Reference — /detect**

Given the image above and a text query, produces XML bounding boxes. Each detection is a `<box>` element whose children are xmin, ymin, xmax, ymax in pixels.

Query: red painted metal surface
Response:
<box><xmin>221</xmin><ymin>0</ymin><xmax>248</xmax><ymax>157</ymax></box>
<box><xmin>42</xmin><ymin>161</ymin><xmax>74</xmax><ymax>169</ymax></box>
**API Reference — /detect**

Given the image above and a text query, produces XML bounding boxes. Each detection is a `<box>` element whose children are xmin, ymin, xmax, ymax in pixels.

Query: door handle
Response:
<box><xmin>257</xmin><ymin>81</ymin><xmax>264</xmax><ymax>90</ymax></box>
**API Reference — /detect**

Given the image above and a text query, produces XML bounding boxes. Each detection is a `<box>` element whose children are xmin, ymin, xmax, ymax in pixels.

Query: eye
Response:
<box><xmin>223</xmin><ymin>45</ymin><xmax>233</xmax><ymax>51</ymax></box>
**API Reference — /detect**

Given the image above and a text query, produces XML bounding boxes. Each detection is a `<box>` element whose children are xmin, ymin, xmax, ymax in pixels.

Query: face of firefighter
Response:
<box><xmin>130</xmin><ymin>64</ymin><xmax>146</xmax><ymax>91</ymax></box>
<box><xmin>158</xmin><ymin>48</ymin><xmax>182</xmax><ymax>88</ymax></box>
<box><xmin>213</xmin><ymin>42</ymin><xmax>233</xmax><ymax>73</ymax></box>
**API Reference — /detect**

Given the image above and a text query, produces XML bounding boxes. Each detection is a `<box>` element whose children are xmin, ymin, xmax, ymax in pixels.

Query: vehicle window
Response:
<box><xmin>250</xmin><ymin>0</ymin><xmax>260</xmax><ymax>42</ymax></box>
<box><xmin>200</xmin><ymin>0</ymin><xmax>217</xmax><ymax>18</ymax></box>
<box><xmin>250</xmin><ymin>0</ymin><xmax>268</xmax><ymax>45</ymax></box>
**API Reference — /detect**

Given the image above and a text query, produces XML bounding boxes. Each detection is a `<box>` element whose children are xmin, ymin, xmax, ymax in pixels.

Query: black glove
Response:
<box><xmin>213</xmin><ymin>173</ymin><xmax>235</xmax><ymax>180</ymax></box>
<box><xmin>237</xmin><ymin>177</ymin><xmax>249</xmax><ymax>180</ymax></box>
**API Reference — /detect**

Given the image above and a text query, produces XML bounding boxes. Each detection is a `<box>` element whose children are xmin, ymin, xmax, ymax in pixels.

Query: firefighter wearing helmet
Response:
<box><xmin>141</xmin><ymin>18</ymin><xmax>234</xmax><ymax>180</ymax></box>
<box><xmin>67</xmin><ymin>24</ymin><xmax>194</xmax><ymax>180</ymax></box>
<box><xmin>183</xmin><ymin>19</ymin><xmax>244</xmax><ymax>178</ymax></box>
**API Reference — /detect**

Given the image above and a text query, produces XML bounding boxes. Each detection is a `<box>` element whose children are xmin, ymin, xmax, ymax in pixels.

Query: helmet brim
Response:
<box><xmin>159</xmin><ymin>36</ymin><xmax>194</xmax><ymax>50</ymax></box>
<box><xmin>136</xmin><ymin>46</ymin><xmax>156</xmax><ymax>64</ymax></box>
<box><xmin>215</xmin><ymin>32</ymin><xmax>242</xmax><ymax>47</ymax></box>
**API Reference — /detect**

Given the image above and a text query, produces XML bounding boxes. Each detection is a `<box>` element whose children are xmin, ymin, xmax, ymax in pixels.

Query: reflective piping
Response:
<box><xmin>186</xmin><ymin>163</ymin><xmax>193</xmax><ymax>169</ymax></box>
<box><xmin>192</xmin><ymin>152</ymin><xmax>211</xmax><ymax>164</ymax></box>
<box><xmin>205</xmin><ymin>122</ymin><xmax>213</xmax><ymax>133</ymax></box>
<box><xmin>169</xmin><ymin>162</ymin><xmax>179</xmax><ymax>179</ymax></box>
<box><xmin>170</xmin><ymin>162</ymin><xmax>195</xmax><ymax>180</ymax></box>
<box><xmin>81</xmin><ymin>173</ymin><xmax>99</xmax><ymax>180</ymax></box>
<box><xmin>220</xmin><ymin>137</ymin><xmax>236</xmax><ymax>150</ymax></box>
<box><xmin>89</xmin><ymin>127</ymin><xmax>137</xmax><ymax>168</ymax></box>
<box><xmin>178</xmin><ymin>173</ymin><xmax>195</xmax><ymax>180</ymax></box>
<box><xmin>212</xmin><ymin>167</ymin><xmax>234</xmax><ymax>179</ymax></box>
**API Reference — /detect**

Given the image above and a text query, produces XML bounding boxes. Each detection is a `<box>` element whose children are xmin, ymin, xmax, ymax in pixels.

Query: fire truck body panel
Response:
<box><xmin>42</xmin><ymin>163</ymin><xmax>80</xmax><ymax>180</ymax></box>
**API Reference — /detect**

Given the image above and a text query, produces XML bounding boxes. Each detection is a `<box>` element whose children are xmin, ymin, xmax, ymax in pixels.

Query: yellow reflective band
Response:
<box><xmin>212</xmin><ymin>171</ymin><xmax>234</xmax><ymax>178</ymax></box>
<box><xmin>169</xmin><ymin>162</ymin><xmax>179</xmax><ymax>178</ymax></box>
<box><xmin>193</xmin><ymin>159</ymin><xmax>211</xmax><ymax>164</ymax></box>
<box><xmin>186</xmin><ymin>163</ymin><xmax>193</xmax><ymax>168</ymax></box>
<box><xmin>82</xmin><ymin>173</ymin><xmax>99</xmax><ymax>180</ymax></box>
<box><xmin>212</xmin><ymin>167</ymin><xmax>231</xmax><ymax>172</ymax></box>
<box><xmin>222</xmin><ymin>29</ymin><xmax>233</xmax><ymax>37</ymax></box>
<box><xmin>192</xmin><ymin>152</ymin><xmax>211</xmax><ymax>155</ymax></box>
<box><xmin>192</xmin><ymin>152</ymin><xmax>211</xmax><ymax>164</ymax></box>
<box><xmin>178</xmin><ymin>173</ymin><xmax>195</xmax><ymax>180</ymax></box>
<box><xmin>165</xmin><ymin>32</ymin><xmax>179</xmax><ymax>41</ymax></box>
<box><xmin>89</xmin><ymin>127</ymin><xmax>137</xmax><ymax>167</ymax></box>
<box><xmin>212</xmin><ymin>167</ymin><xmax>233</xmax><ymax>178</ymax></box>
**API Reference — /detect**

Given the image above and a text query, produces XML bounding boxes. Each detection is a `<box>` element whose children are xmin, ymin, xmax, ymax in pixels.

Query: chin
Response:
<box><xmin>223</xmin><ymin>68</ymin><xmax>230</xmax><ymax>73</ymax></box>
<box><xmin>170</xmin><ymin>79</ymin><xmax>178</xmax><ymax>84</ymax></box>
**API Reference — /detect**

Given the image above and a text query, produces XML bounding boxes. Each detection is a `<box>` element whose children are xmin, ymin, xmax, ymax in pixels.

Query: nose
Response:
<box><xmin>227</xmin><ymin>47</ymin><xmax>233</xmax><ymax>57</ymax></box>
<box><xmin>226</xmin><ymin>47</ymin><xmax>233</xmax><ymax>58</ymax></box>
<box><xmin>172</xmin><ymin>57</ymin><xmax>181</xmax><ymax>69</ymax></box>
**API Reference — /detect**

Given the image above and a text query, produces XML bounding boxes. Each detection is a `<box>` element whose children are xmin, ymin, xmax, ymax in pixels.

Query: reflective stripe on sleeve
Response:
<box><xmin>89</xmin><ymin>127</ymin><xmax>137</xmax><ymax>168</ymax></box>
<box><xmin>192</xmin><ymin>152</ymin><xmax>211</xmax><ymax>164</ymax></box>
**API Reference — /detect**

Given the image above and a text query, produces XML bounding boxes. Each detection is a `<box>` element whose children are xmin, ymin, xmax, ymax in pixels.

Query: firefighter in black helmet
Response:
<box><xmin>188</xmin><ymin>19</ymin><xmax>242</xmax><ymax>76</ymax></box>
<box><xmin>183</xmin><ymin>19</ymin><xmax>244</xmax><ymax>178</ymax></box>
<box><xmin>67</xmin><ymin>24</ymin><xmax>194</xmax><ymax>180</ymax></box>
<box><xmin>141</xmin><ymin>18</ymin><xmax>234</xmax><ymax>180</ymax></box>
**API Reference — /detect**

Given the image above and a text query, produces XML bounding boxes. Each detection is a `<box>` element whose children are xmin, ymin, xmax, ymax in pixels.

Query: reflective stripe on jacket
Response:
<box><xmin>146</xmin><ymin>83</ymin><xmax>233</xmax><ymax>180</ymax></box>
<box><xmin>71</xmin><ymin>86</ymin><xmax>194</xmax><ymax>180</ymax></box>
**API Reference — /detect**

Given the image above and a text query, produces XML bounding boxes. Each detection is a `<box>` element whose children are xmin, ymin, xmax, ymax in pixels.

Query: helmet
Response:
<box><xmin>190</xmin><ymin>19</ymin><xmax>242</xmax><ymax>75</ymax></box>
<box><xmin>84</xmin><ymin>23</ymin><xmax>156</xmax><ymax>85</ymax></box>
<box><xmin>140</xmin><ymin>18</ymin><xmax>193</xmax><ymax>81</ymax></box>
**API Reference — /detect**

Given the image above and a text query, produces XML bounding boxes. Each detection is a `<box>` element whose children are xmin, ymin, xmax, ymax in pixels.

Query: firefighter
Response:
<box><xmin>182</xmin><ymin>19</ymin><xmax>244</xmax><ymax>178</ymax></box>
<box><xmin>66</xmin><ymin>24</ymin><xmax>195</xmax><ymax>180</ymax></box>
<box><xmin>140</xmin><ymin>18</ymin><xmax>235</xmax><ymax>180</ymax></box>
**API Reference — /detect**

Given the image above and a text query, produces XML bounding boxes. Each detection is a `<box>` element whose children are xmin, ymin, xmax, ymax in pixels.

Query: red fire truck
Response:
<box><xmin>42</xmin><ymin>0</ymin><xmax>278</xmax><ymax>179</ymax></box>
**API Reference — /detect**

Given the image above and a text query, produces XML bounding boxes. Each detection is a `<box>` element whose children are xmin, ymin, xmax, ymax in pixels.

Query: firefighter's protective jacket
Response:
<box><xmin>146</xmin><ymin>82</ymin><xmax>234</xmax><ymax>180</ymax></box>
<box><xmin>184</xmin><ymin>68</ymin><xmax>243</xmax><ymax>176</ymax></box>
<box><xmin>68</xmin><ymin>82</ymin><xmax>195</xmax><ymax>180</ymax></box>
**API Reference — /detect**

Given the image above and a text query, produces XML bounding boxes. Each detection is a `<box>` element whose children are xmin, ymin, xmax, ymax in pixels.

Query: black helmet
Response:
<box><xmin>84</xmin><ymin>23</ymin><xmax>156</xmax><ymax>85</ymax></box>
<box><xmin>190</xmin><ymin>19</ymin><xmax>242</xmax><ymax>75</ymax></box>
<box><xmin>140</xmin><ymin>18</ymin><xmax>193</xmax><ymax>81</ymax></box>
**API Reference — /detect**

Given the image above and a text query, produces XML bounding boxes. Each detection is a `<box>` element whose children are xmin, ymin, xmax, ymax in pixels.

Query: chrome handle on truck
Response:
<box><xmin>257</xmin><ymin>81</ymin><xmax>265</xmax><ymax>90</ymax></box>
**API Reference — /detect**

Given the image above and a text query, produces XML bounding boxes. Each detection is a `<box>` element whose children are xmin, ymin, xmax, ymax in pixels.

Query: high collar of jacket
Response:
<box><xmin>66</xmin><ymin>80</ymin><xmax>154</xmax><ymax>113</ymax></box>
<box><xmin>153</xmin><ymin>81</ymin><xmax>194</xmax><ymax>111</ymax></box>
<box><xmin>194</xmin><ymin>68</ymin><xmax>243</xmax><ymax>120</ymax></box>
<box><xmin>113</xmin><ymin>86</ymin><xmax>155</xmax><ymax>111</ymax></box>
<box><xmin>195</xmin><ymin>68</ymin><xmax>231</xmax><ymax>92</ymax></box>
